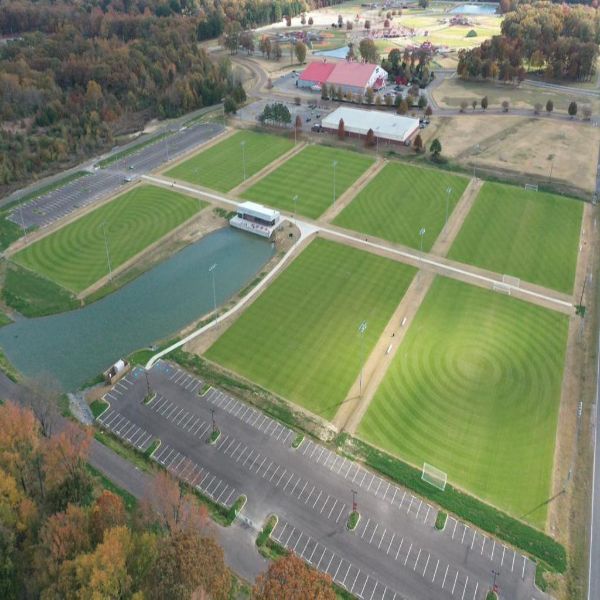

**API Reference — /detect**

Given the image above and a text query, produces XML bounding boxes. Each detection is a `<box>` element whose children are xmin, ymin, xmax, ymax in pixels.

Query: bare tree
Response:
<box><xmin>22</xmin><ymin>374</ymin><xmax>62</xmax><ymax>438</ymax></box>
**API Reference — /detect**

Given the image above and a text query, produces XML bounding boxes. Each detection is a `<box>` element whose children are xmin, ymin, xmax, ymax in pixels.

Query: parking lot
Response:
<box><xmin>8</xmin><ymin>122</ymin><xmax>223</xmax><ymax>230</ymax></box>
<box><xmin>95</xmin><ymin>361</ymin><xmax>548</xmax><ymax>600</ymax></box>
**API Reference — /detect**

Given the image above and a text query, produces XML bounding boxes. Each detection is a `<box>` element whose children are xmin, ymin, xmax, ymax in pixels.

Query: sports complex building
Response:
<box><xmin>298</xmin><ymin>61</ymin><xmax>388</xmax><ymax>96</ymax></box>
<box><xmin>321</xmin><ymin>106</ymin><xmax>420</xmax><ymax>145</ymax></box>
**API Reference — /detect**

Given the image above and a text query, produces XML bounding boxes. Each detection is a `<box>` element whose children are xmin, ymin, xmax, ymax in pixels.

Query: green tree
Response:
<box><xmin>365</xmin><ymin>87</ymin><xmax>374</xmax><ymax>104</ymax></box>
<box><xmin>430</xmin><ymin>138</ymin><xmax>442</xmax><ymax>156</ymax></box>
<box><xmin>294</xmin><ymin>41</ymin><xmax>307</xmax><ymax>64</ymax></box>
<box><xmin>546</xmin><ymin>99</ymin><xmax>554</xmax><ymax>113</ymax></box>
<box><xmin>568</xmin><ymin>101</ymin><xmax>578</xmax><ymax>117</ymax></box>
<box><xmin>359</xmin><ymin>38</ymin><xmax>378</xmax><ymax>63</ymax></box>
<box><xmin>481</xmin><ymin>96</ymin><xmax>488</xmax><ymax>110</ymax></box>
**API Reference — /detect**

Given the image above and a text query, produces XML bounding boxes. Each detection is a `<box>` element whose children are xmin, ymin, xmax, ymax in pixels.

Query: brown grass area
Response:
<box><xmin>422</xmin><ymin>115</ymin><xmax>600</xmax><ymax>196</ymax></box>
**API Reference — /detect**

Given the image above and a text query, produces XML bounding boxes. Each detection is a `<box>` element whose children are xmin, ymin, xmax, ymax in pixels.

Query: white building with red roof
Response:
<box><xmin>298</xmin><ymin>61</ymin><xmax>388</xmax><ymax>95</ymax></box>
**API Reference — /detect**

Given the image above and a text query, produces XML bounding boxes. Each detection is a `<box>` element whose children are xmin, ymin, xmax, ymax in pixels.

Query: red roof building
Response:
<box><xmin>298</xmin><ymin>61</ymin><xmax>388</xmax><ymax>95</ymax></box>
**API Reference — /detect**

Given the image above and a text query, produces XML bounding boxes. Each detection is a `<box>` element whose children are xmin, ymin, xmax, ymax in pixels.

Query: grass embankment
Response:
<box><xmin>90</xmin><ymin>399</ymin><xmax>109</xmax><ymax>419</ymax></box>
<box><xmin>448</xmin><ymin>181</ymin><xmax>583</xmax><ymax>293</ymax></box>
<box><xmin>256</xmin><ymin>515</ymin><xmax>287</xmax><ymax>561</ymax></box>
<box><xmin>342</xmin><ymin>435</ymin><xmax>566</xmax><ymax>573</ymax></box>
<box><xmin>165</xmin><ymin>130</ymin><xmax>294</xmax><ymax>192</ymax></box>
<box><xmin>359</xmin><ymin>277</ymin><xmax>568</xmax><ymax>528</ymax></box>
<box><xmin>206</xmin><ymin>239</ymin><xmax>416</xmax><ymax>420</ymax></box>
<box><xmin>243</xmin><ymin>145</ymin><xmax>374</xmax><ymax>219</ymax></box>
<box><xmin>334</xmin><ymin>162</ymin><xmax>468</xmax><ymax>251</ymax></box>
<box><xmin>14</xmin><ymin>184</ymin><xmax>203</xmax><ymax>293</ymax></box>
<box><xmin>2</xmin><ymin>262</ymin><xmax>79</xmax><ymax>317</ymax></box>
<box><xmin>86</xmin><ymin>464</ymin><xmax>138</xmax><ymax>512</ymax></box>
<box><xmin>0</xmin><ymin>311</ymin><xmax>12</xmax><ymax>328</ymax></box>
<box><xmin>97</xmin><ymin>132</ymin><xmax>173</xmax><ymax>168</ymax></box>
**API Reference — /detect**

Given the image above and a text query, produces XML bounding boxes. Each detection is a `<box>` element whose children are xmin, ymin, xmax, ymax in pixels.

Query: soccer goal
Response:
<box><xmin>524</xmin><ymin>183</ymin><xmax>538</xmax><ymax>192</ymax></box>
<box><xmin>492</xmin><ymin>282</ymin><xmax>512</xmax><ymax>295</ymax></box>
<box><xmin>502</xmin><ymin>274</ymin><xmax>520</xmax><ymax>288</ymax></box>
<box><xmin>422</xmin><ymin>463</ymin><xmax>447</xmax><ymax>491</ymax></box>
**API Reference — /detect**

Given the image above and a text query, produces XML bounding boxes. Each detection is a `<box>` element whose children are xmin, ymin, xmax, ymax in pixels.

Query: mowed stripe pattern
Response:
<box><xmin>448</xmin><ymin>181</ymin><xmax>582</xmax><ymax>293</ymax></box>
<box><xmin>359</xmin><ymin>277</ymin><xmax>568</xmax><ymax>529</ymax></box>
<box><xmin>14</xmin><ymin>185</ymin><xmax>203</xmax><ymax>293</ymax></box>
<box><xmin>334</xmin><ymin>162</ymin><xmax>468</xmax><ymax>251</ymax></box>
<box><xmin>243</xmin><ymin>145</ymin><xmax>375</xmax><ymax>219</ymax></box>
<box><xmin>206</xmin><ymin>239</ymin><xmax>416</xmax><ymax>420</ymax></box>
<box><xmin>165</xmin><ymin>130</ymin><xmax>294</xmax><ymax>192</ymax></box>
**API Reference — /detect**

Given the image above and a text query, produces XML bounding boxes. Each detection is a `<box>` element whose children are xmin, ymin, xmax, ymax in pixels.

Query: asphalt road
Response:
<box><xmin>7</xmin><ymin>122</ymin><xmax>224</xmax><ymax>230</ymax></box>
<box><xmin>96</xmin><ymin>361</ymin><xmax>549</xmax><ymax>600</ymax></box>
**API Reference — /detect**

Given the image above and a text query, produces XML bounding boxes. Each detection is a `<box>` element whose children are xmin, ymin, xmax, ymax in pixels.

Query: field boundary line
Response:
<box><xmin>320</xmin><ymin>157</ymin><xmax>387</xmax><ymax>223</ymax></box>
<box><xmin>229</xmin><ymin>141</ymin><xmax>307</xmax><ymax>196</ymax></box>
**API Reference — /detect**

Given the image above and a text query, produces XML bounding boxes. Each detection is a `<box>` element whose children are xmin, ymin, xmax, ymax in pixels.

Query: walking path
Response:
<box><xmin>332</xmin><ymin>177</ymin><xmax>484</xmax><ymax>432</ymax></box>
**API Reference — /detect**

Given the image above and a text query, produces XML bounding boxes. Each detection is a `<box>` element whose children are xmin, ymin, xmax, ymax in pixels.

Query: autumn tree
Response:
<box><xmin>21</xmin><ymin>374</ymin><xmax>61</xmax><ymax>438</ymax></box>
<box><xmin>358</xmin><ymin>38</ymin><xmax>378</xmax><ymax>64</ymax></box>
<box><xmin>583</xmin><ymin>105</ymin><xmax>592</xmax><ymax>120</ymax></box>
<box><xmin>396</xmin><ymin>99</ymin><xmax>408</xmax><ymax>115</ymax></box>
<box><xmin>365</xmin><ymin>128</ymin><xmax>375</xmax><ymax>147</ymax></box>
<box><xmin>364</xmin><ymin>19</ymin><xmax>371</xmax><ymax>30</ymax></box>
<box><xmin>90</xmin><ymin>491</ymin><xmax>126</xmax><ymax>545</ymax></box>
<box><xmin>337</xmin><ymin>118</ymin><xmax>345</xmax><ymax>139</ymax></box>
<box><xmin>253</xmin><ymin>553</ymin><xmax>336</xmax><ymax>600</ymax></box>
<box><xmin>425</xmin><ymin>105</ymin><xmax>433</xmax><ymax>117</ymax></box>
<box><xmin>308</xmin><ymin>16</ymin><xmax>313</xmax><ymax>25</ymax></box>
<box><xmin>143</xmin><ymin>470</ymin><xmax>208</xmax><ymax>535</ymax></box>
<box><xmin>295</xmin><ymin>41</ymin><xmax>307</xmax><ymax>64</ymax></box>
<box><xmin>146</xmin><ymin>531</ymin><xmax>230</xmax><ymax>600</ymax></box>
<box><xmin>459</xmin><ymin>100</ymin><xmax>468</xmax><ymax>113</ymax></box>
<box><xmin>365</xmin><ymin>87</ymin><xmax>374</xmax><ymax>104</ymax></box>
<box><xmin>501</xmin><ymin>100</ymin><xmax>510</xmax><ymax>112</ymax></box>
<box><xmin>534</xmin><ymin>102</ymin><xmax>542</xmax><ymax>115</ymax></box>
<box><xmin>413</xmin><ymin>134</ymin><xmax>423</xmax><ymax>153</ymax></box>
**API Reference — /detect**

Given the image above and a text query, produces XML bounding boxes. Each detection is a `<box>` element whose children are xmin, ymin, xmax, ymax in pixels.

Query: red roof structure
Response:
<box><xmin>326</xmin><ymin>62</ymin><xmax>380</xmax><ymax>88</ymax></box>
<box><xmin>298</xmin><ymin>62</ymin><xmax>336</xmax><ymax>84</ymax></box>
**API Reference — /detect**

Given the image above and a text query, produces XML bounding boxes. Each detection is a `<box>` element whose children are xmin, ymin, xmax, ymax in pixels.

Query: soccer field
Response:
<box><xmin>358</xmin><ymin>277</ymin><xmax>568</xmax><ymax>527</ymax></box>
<box><xmin>14</xmin><ymin>185</ymin><xmax>203</xmax><ymax>293</ymax></box>
<box><xmin>448</xmin><ymin>182</ymin><xmax>583</xmax><ymax>293</ymax></box>
<box><xmin>334</xmin><ymin>162</ymin><xmax>468</xmax><ymax>251</ymax></box>
<box><xmin>165</xmin><ymin>131</ymin><xmax>294</xmax><ymax>192</ymax></box>
<box><xmin>206</xmin><ymin>239</ymin><xmax>415</xmax><ymax>420</ymax></box>
<box><xmin>243</xmin><ymin>145</ymin><xmax>375</xmax><ymax>219</ymax></box>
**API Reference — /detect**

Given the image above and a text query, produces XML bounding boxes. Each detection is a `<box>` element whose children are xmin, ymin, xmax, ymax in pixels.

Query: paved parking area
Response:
<box><xmin>95</xmin><ymin>361</ymin><xmax>549</xmax><ymax>600</ymax></box>
<box><xmin>8</xmin><ymin>122</ymin><xmax>223</xmax><ymax>230</ymax></box>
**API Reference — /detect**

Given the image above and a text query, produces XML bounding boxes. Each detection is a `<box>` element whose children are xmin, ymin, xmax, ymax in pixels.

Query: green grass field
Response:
<box><xmin>243</xmin><ymin>145</ymin><xmax>375</xmax><ymax>219</ymax></box>
<box><xmin>334</xmin><ymin>162</ymin><xmax>469</xmax><ymax>251</ymax></box>
<box><xmin>206</xmin><ymin>239</ymin><xmax>415</xmax><ymax>420</ymax></box>
<box><xmin>448</xmin><ymin>182</ymin><xmax>583</xmax><ymax>293</ymax></box>
<box><xmin>359</xmin><ymin>277</ymin><xmax>568</xmax><ymax>527</ymax></box>
<box><xmin>14</xmin><ymin>185</ymin><xmax>203</xmax><ymax>293</ymax></box>
<box><xmin>165</xmin><ymin>131</ymin><xmax>294</xmax><ymax>192</ymax></box>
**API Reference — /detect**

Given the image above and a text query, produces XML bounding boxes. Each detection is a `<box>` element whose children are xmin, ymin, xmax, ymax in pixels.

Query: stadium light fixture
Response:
<box><xmin>419</xmin><ymin>227</ymin><xmax>426</xmax><ymax>254</ymax></box>
<box><xmin>358</xmin><ymin>320</ymin><xmax>368</xmax><ymax>396</ymax></box>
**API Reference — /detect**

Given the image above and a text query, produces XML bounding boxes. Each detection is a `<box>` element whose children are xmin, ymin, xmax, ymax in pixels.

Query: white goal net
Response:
<box><xmin>492</xmin><ymin>282</ymin><xmax>512</xmax><ymax>295</ymax></box>
<box><xmin>524</xmin><ymin>183</ymin><xmax>538</xmax><ymax>192</ymax></box>
<box><xmin>502</xmin><ymin>274</ymin><xmax>520</xmax><ymax>288</ymax></box>
<box><xmin>422</xmin><ymin>463</ymin><xmax>447</xmax><ymax>491</ymax></box>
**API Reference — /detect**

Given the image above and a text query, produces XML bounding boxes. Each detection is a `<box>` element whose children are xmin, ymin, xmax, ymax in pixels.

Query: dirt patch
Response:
<box><xmin>423</xmin><ymin>115</ymin><xmax>600</xmax><ymax>196</ymax></box>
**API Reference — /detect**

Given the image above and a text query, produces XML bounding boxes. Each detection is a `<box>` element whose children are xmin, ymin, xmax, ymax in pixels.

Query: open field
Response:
<box><xmin>14</xmin><ymin>185</ymin><xmax>203</xmax><ymax>293</ymax></box>
<box><xmin>422</xmin><ymin>115</ymin><xmax>600</xmax><ymax>195</ymax></box>
<box><xmin>206</xmin><ymin>238</ymin><xmax>416</xmax><ymax>420</ymax></box>
<box><xmin>433</xmin><ymin>77</ymin><xmax>600</xmax><ymax>114</ymax></box>
<box><xmin>358</xmin><ymin>276</ymin><xmax>569</xmax><ymax>528</ymax></box>
<box><xmin>243</xmin><ymin>145</ymin><xmax>375</xmax><ymax>219</ymax></box>
<box><xmin>333</xmin><ymin>162</ymin><xmax>468</xmax><ymax>251</ymax></box>
<box><xmin>165</xmin><ymin>131</ymin><xmax>294</xmax><ymax>192</ymax></box>
<box><xmin>448</xmin><ymin>181</ymin><xmax>583</xmax><ymax>293</ymax></box>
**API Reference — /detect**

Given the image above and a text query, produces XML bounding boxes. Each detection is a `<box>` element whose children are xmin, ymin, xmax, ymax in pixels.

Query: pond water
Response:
<box><xmin>450</xmin><ymin>4</ymin><xmax>498</xmax><ymax>15</ymax></box>
<box><xmin>0</xmin><ymin>228</ymin><xmax>274</xmax><ymax>391</ymax></box>
<box><xmin>313</xmin><ymin>46</ymin><xmax>349</xmax><ymax>59</ymax></box>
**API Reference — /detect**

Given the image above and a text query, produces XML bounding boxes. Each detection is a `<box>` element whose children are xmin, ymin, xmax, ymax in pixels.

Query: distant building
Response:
<box><xmin>298</xmin><ymin>61</ymin><xmax>388</xmax><ymax>95</ymax></box>
<box><xmin>230</xmin><ymin>201</ymin><xmax>281</xmax><ymax>238</ymax></box>
<box><xmin>321</xmin><ymin>107</ymin><xmax>419</xmax><ymax>145</ymax></box>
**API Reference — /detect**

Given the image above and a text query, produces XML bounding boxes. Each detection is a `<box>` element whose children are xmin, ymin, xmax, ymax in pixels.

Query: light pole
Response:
<box><xmin>419</xmin><ymin>227</ymin><xmax>426</xmax><ymax>254</ymax></box>
<box><xmin>101</xmin><ymin>221</ymin><xmax>113</xmax><ymax>283</ymax></box>
<box><xmin>211</xmin><ymin>407</ymin><xmax>216</xmax><ymax>434</ymax></box>
<box><xmin>332</xmin><ymin>160</ymin><xmax>338</xmax><ymax>206</ymax></box>
<box><xmin>491</xmin><ymin>569</ymin><xmax>500</xmax><ymax>593</ymax></box>
<box><xmin>293</xmin><ymin>194</ymin><xmax>299</xmax><ymax>218</ymax></box>
<box><xmin>241</xmin><ymin>140</ymin><xmax>247</xmax><ymax>181</ymax></box>
<box><xmin>352</xmin><ymin>489</ymin><xmax>358</xmax><ymax>513</ymax></box>
<box><xmin>209</xmin><ymin>263</ymin><xmax>218</xmax><ymax>321</ymax></box>
<box><xmin>445</xmin><ymin>186</ymin><xmax>452</xmax><ymax>226</ymax></box>
<box><xmin>358</xmin><ymin>320</ymin><xmax>368</xmax><ymax>397</ymax></box>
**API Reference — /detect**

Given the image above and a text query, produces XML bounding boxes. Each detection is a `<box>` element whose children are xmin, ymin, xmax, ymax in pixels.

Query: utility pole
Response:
<box><xmin>491</xmin><ymin>569</ymin><xmax>500</xmax><ymax>594</ymax></box>
<box><xmin>101</xmin><ymin>221</ymin><xmax>113</xmax><ymax>283</ymax></box>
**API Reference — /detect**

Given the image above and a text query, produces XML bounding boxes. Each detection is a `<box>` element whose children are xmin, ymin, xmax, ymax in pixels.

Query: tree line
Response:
<box><xmin>457</xmin><ymin>1</ymin><xmax>599</xmax><ymax>82</ymax></box>
<box><xmin>0</xmin><ymin>393</ymin><xmax>339</xmax><ymax>598</ymax></box>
